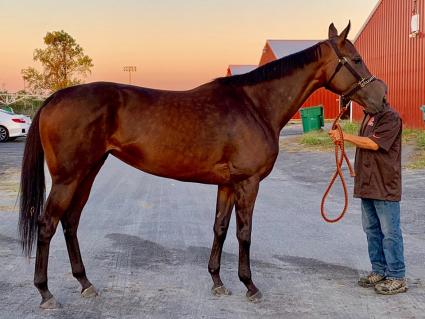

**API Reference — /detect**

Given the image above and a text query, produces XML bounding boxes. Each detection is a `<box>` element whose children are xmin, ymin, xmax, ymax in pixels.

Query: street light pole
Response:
<box><xmin>123</xmin><ymin>66</ymin><xmax>137</xmax><ymax>84</ymax></box>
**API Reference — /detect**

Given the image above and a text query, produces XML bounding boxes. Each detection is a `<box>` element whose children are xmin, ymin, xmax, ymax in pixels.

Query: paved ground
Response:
<box><xmin>0</xmin><ymin>136</ymin><xmax>424</xmax><ymax>319</ymax></box>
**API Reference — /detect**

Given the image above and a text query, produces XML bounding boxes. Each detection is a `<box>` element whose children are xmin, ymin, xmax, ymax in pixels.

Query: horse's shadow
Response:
<box><xmin>101</xmin><ymin>233</ymin><xmax>361</xmax><ymax>279</ymax></box>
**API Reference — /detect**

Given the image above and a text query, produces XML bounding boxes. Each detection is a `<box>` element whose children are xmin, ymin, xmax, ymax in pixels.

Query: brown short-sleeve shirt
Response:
<box><xmin>353</xmin><ymin>106</ymin><xmax>402</xmax><ymax>201</ymax></box>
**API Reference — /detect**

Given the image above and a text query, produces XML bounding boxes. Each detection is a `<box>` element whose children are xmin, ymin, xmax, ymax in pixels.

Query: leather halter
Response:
<box><xmin>325</xmin><ymin>39</ymin><xmax>376</xmax><ymax>107</ymax></box>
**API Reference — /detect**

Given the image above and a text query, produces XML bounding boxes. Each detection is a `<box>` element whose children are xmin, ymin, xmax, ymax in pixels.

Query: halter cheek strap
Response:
<box><xmin>325</xmin><ymin>39</ymin><xmax>376</xmax><ymax>107</ymax></box>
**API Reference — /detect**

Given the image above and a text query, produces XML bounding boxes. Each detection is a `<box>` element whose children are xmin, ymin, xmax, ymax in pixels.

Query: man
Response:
<box><xmin>329</xmin><ymin>101</ymin><xmax>407</xmax><ymax>295</ymax></box>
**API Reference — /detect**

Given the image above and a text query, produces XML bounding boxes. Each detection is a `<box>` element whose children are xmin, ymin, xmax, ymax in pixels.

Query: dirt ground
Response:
<box><xmin>0</xmin><ymin>136</ymin><xmax>424</xmax><ymax>319</ymax></box>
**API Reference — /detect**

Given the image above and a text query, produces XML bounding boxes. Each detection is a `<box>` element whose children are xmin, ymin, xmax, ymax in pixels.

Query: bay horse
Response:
<box><xmin>19</xmin><ymin>22</ymin><xmax>387</xmax><ymax>308</ymax></box>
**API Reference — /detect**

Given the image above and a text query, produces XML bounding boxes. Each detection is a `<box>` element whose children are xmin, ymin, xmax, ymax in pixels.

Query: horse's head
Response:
<box><xmin>323</xmin><ymin>22</ymin><xmax>387</xmax><ymax>114</ymax></box>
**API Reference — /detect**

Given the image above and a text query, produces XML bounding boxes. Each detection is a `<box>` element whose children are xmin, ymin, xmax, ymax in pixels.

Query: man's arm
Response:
<box><xmin>328</xmin><ymin>130</ymin><xmax>379</xmax><ymax>151</ymax></box>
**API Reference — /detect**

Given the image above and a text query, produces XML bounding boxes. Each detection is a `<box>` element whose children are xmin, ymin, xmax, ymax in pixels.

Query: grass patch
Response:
<box><xmin>407</xmin><ymin>152</ymin><xmax>425</xmax><ymax>169</ymax></box>
<box><xmin>405</xmin><ymin>129</ymin><xmax>425</xmax><ymax>169</ymax></box>
<box><xmin>402</xmin><ymin>128</ymin><xmax>420</xmax><ymax>143</ymax></box>
<box><xmin>402</xmin><ymin>129</ymin><xmax>425</xmax><ymax>145</ymax></box>
<box><xmin>416</xmin><ymin>131</ymin><xmax>425</xmax><ymax>149</ymax></box>
<box><xmin>340</xmin><ymin>121</ymin><xmax>360</xmax><ymax>135</ymax></box>
<box><xmin>300</xmin><ymin>132</ymin><xmax>334</xmax><ymax>148</ymax></box>
<box><xmin>299</xmin><ymin>120</ymin><xmax>360</xmax><ymax>150</ymax></box>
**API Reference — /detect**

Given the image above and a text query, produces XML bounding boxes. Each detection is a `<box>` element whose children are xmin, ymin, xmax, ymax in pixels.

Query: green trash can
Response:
<box><xmin>300</xmin><ymin>105</ymin><xmax>324</xmax><ymax>133</ymax></box>
<box><xmin>420</xmin><ymin>105</ymin><xmax>425</xmax><ymax>122</ymax></box>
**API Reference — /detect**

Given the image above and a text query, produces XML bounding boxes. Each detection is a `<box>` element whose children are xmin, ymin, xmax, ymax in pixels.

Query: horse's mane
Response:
<box><xmin>216</xmin><ymin>41</ymin><xmax>324</xmax><ymax>86</ymax></box>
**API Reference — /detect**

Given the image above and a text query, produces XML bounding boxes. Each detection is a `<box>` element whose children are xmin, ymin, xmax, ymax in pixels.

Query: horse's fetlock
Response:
<box><xmin>34</xmin><ymin>279</ymin><xmax>48</xmax><ymax>291</ymax></box>
<box><xmin>72</xmin><ymin>269</ymin><xmax>86</xmax><ymax>280</ymax></box>
<box><xmin>208</xmin><ymin>264</ymin><xmax>220</xmax><ymax>275</ymax></box>
<box><xmin>238</xmin><ymin>271</ymin><xmax>252</xmax><ymax>284</ymax></box>
<box><xmin>214</xmin><ymin>225</ymin><xmax>227</xmax><ymax>238</ymax></box>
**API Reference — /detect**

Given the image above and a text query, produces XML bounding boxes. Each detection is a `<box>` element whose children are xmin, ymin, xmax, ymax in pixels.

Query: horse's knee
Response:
<box><xmin>237</xmin><ymin>228</ymin><xmax>251</xmax><ymax>247</ymax></box>
<box><xmin>213</xmin><ymin>225</ymin><xmax>228</xmax><ymax>240</ymax></box>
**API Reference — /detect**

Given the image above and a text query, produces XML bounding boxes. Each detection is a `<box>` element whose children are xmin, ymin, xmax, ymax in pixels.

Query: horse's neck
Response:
<box><xmin>243</xmin><ymin>62</ymin><xmax>324</xmax><ymax>136</ymax></box>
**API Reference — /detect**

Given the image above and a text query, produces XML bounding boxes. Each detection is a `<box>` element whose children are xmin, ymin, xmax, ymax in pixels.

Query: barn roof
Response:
<box><xmin>266</xmin><ymin>40</ymin><xmax>320</xmax><ymax>59</ymax></box>
<box><xmin>227</xmin><ymin>65</ymin><xmax>257</xmax><ymax>76</ymax></box>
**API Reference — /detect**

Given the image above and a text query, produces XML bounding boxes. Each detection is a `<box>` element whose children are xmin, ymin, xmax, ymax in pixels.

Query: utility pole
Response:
<box><xmin>123</xmin><ymin>66</ymin><xmax>137</xmax><ymax>84</ymax></box>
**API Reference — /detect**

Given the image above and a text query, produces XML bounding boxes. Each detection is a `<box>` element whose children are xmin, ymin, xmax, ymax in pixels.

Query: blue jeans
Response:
<box><xmin>361</xmin><ymin>199</ymin><xmax>405</xmax><ymax>279</ymax></box>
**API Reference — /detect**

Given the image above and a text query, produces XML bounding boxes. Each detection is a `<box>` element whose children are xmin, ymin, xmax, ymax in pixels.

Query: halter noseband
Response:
<box><xmin>325</xmin><ymin>39</ymin><xmax>376</xmax><ymax>107</ymax></box>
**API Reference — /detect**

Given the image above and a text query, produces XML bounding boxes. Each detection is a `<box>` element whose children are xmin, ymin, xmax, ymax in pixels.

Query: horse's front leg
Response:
<box><xmin>208</xmin><ymin>185</ymin><xmax>235</xmax><ymax>296</ymax></box>
<box><xmin>234</xmin><ymin>176</ymin><xmax>262</xmax><ymax>302</ymax></box>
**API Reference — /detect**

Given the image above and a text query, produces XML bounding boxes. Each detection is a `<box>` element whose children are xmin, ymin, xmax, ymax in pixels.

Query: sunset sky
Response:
<box><xmin>1</xmin><ymin>0</ymin><xmax>378</xmax><ymax>92</ymax></box>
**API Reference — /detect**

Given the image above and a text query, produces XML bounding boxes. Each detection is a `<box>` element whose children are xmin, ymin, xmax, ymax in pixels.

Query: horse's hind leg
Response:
<box><xmin>234</xmin><ymin>177</ymin><xmax>262</xmax><ymax>302</ymax></box>
<box><xmin>34</xmin><ymin>181</ymin><xmax>80</xmax><ymax>309</ymax></box>
<box><xmin>208</xmin><ymin>185</ymin><xmax>235</xmax><ymax>296</ymax></box>
<box><xmin>60</xmin><ymin>158</ymin><xmax>106</xmax><ymax>298</ymax></box>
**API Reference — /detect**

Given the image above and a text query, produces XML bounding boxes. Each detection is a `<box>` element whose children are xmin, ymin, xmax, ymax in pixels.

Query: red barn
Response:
<box><xmin>353</xmin><ymin>0</ymin><xmax>425</xmax><ymax>128</ymax></box>
<box><xmin>259</xmin><ymin>40</ymin><xmax>341</xmax><ymax>120</ymax></box>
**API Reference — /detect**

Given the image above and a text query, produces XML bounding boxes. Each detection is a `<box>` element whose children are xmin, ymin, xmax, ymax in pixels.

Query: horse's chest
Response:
<box><xmin>230</xmin><ymin>137</ymin><xmax>278</xmax><ymax>178</ymax></box>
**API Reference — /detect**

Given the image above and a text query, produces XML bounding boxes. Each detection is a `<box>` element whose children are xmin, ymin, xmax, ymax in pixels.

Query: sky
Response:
<box><xmin>0</xmin><ymin>0</ymin><xmax>379</xmax><ymax>92</ymax></box>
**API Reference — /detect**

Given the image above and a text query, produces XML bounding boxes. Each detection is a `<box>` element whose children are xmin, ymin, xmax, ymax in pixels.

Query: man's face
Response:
<box><xmin>361</xmin><ymin>95</ymin><xmax>388</xmax><ymax>115</ymax></box>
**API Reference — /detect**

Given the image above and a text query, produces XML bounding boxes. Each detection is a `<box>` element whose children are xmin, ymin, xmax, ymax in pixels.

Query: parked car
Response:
<box><xmin>0</xmin><ymin>108</ymin><xmax>32</xmax><ymax>142</ymax></box>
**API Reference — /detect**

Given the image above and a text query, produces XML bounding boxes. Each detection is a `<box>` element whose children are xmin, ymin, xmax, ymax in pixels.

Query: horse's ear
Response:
<box><xmin>339</xmin><ymin>21</ymin><xmax>351</xmax><ymax>41</ymax></box>
<box><xmin>328</xmin><ymin>23</ymin><xmax>338</xmax><ymax>39</ymax></box>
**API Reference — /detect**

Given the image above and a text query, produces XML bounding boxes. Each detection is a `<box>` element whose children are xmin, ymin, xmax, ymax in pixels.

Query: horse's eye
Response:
<box><xmin>353</xmin><ymin>57</ymin><xmax>362</xmax><ymax>64</ymax></box>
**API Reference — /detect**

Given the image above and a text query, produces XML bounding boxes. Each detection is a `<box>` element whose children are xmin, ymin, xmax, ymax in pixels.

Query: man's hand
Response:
<box><xmin>328</xmin><ymin>129</ymin><xmax>344</xmax><ymax>144</ymax></box>
<box><xmin>329</xmin><ymin>128</ymin><xmax>380</xmax><ymax>151</ymax></box>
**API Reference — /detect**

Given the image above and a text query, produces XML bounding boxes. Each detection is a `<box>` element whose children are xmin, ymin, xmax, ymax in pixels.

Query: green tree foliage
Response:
<box><xmin>21</xmin><ymin>30</ymin><xmax>93</xmax><ymax>94</ymax></box>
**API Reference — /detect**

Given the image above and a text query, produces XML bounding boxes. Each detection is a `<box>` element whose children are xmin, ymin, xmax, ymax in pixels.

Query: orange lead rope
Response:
<box><xmin>320</xmin><ymin>106</ymin><xmax>356</xmax><ymax>223</ymax></box>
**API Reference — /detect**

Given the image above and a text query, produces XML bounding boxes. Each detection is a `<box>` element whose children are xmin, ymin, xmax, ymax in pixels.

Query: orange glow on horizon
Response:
<box><xmin>1</xmin><ymin>0</ymin><xmax>379</xmax><ymax>92</ymax></box>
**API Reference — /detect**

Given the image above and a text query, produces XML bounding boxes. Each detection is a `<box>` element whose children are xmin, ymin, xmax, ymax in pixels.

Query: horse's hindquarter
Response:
<box><xmin>40</xmin><ymin>83</ymin><xmax>122</xmax><ymax>180</ymax></box>
<box><xmin>111</xmin><ymin>84</ymin><xmax>278</xmax><ymax>184</ymax></box>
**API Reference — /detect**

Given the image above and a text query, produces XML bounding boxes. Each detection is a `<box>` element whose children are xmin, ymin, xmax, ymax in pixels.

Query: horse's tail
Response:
<box><xmin>18</xmin><ymin>96</ymin><xmax>53</xmax><ymax>257</ymax></box>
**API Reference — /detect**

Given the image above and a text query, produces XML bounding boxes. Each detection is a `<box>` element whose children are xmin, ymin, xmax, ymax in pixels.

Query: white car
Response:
<box><xmin>0</xmin><ymin>109</ymin><xmax>32</xmax><ymax>142</ymax></box>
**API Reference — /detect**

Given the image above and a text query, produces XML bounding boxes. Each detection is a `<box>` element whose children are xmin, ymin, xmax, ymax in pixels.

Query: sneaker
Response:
<box><xmin>374</xmin><ymin>278</ymin><xmax>408</xmax><ymax>295</ymax></box>
<box><xmin>358</xmin><ymin>272</ymin><xmax>386</xmax><ymax>288</ymax></box>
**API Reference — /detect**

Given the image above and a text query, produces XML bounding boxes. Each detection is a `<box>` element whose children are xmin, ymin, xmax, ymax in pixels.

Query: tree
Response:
<box><xmin>22</xmin><ymin>30</ymin><xmax>93</xmax><ymax>94</ymax></box>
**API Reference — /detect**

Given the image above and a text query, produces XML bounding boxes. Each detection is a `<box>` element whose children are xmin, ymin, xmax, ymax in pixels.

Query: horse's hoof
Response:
<box><xmin>246</xmin><ymin>290</ymin><xmax>262</xmax><ymax>303</ymax></box>
<box><xmin>39</xmin><ymin>297</ymin><xmax>62</xmax><ymax>309</ymax></box>
<box><xmin>81</xmin><ymin>285</ymin><xmax>98</xmax><ymax>298</ymax></box>
<box><xmin>211</xmin><ymin>285</ymin><xmax>232</xmax><ymax>296</ymax></box>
